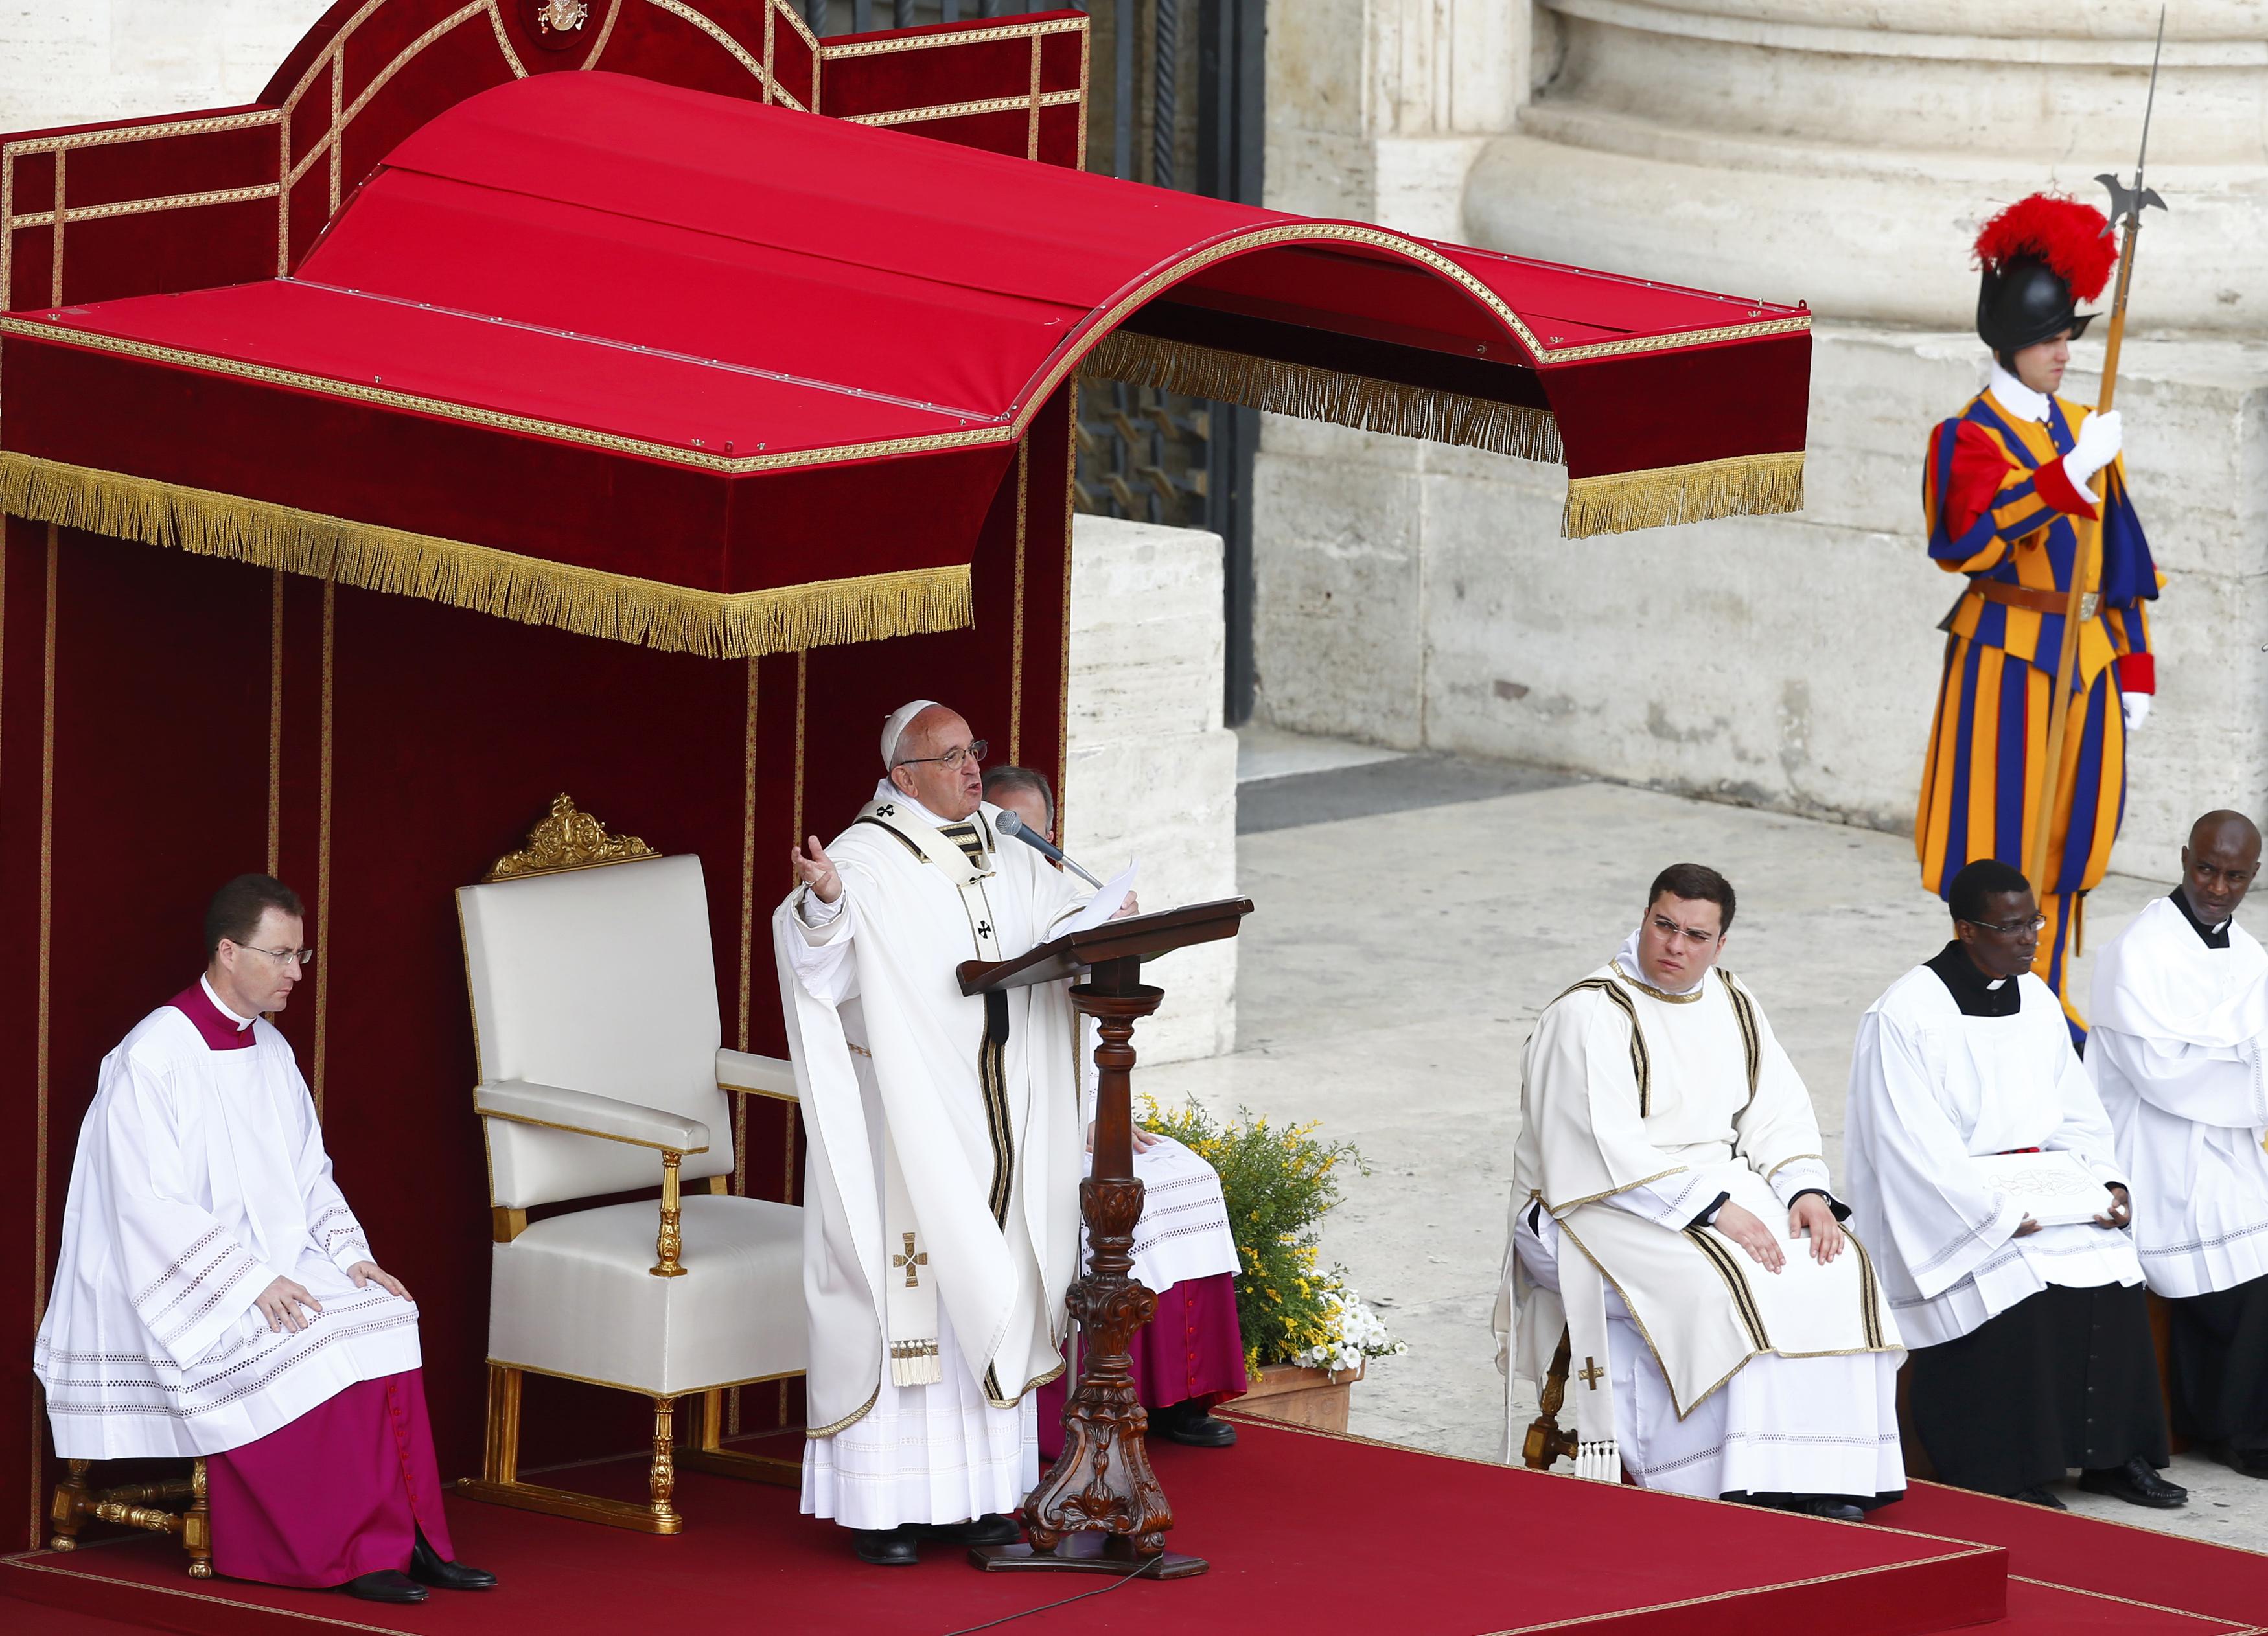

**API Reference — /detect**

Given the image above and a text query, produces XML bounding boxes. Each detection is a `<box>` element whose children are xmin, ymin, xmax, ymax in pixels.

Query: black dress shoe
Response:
<box><xmin>2077</xmin><ymin>1457</ymin><xmax>2188</xmax><ymax>1509</ymax></box>
<box><xmin>2008</xmin><ymin>1486</ymin><xmax>2068</xmax><ymax>1510</ymax></box>
<box><xmin>1783</xmin><ymin>1497</ymin><xmax>1865</xmax><ymax>1521</ymax></box>
<box><xmin>917</xmin><ymin>1513</ymin><xmax>1021</xmax><ymax>1547</ymax></box>
<box><xmin>410</xmin><ymin>1533</ymin><xmax>498</xmax><ymax>1591</ymax></box>
<box><xmin>343</xmin><ymin>1569</ymin><xmax>427</xmax><ymax>1604</ymax></box>
<box><xmin>2214</xmin><ymin>1443</ymin><xmax>2268</xmax><ymax>1479</ymax></box>
<box><xmin>1157</xmin><ymin>1398</ymin><xmax>1238</xmax><ymax>1449</ymax></box>
<box><xmin>854</xmin><ymin>1528</ymin><xmax>920</xmax><ymax>1566</ymax></box>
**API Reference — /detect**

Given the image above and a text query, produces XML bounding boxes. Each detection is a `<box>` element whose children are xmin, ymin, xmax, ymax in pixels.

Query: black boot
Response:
<box><xmin>343</xmin><ymin>1569</ymin><xmax>426</xmax><ymax>1604</ymax></box>
<box><xmin>2009</xmin><ymin>1486</ymin><xmax>2068</xmax><ymax>1510</ymax></box>
<box><xmin>409</xmin><ymin>1529</ymin><xmax>497</xmax><ymax>1591</ymax></box>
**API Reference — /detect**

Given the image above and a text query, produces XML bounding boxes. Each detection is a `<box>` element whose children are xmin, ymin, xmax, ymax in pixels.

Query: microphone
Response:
<box><xmin>993</xmin><ymin>809</ymin><xmax>1106</xmax><ymax>889</ymax></box>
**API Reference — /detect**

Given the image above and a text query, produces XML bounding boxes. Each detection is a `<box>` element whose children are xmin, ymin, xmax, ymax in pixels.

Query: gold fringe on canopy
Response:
<box><xmin>0</xmin><ymin>452</ymin><xmax>971</xmax><ymax>658</ymax></box>
<box><xmin>1561</xmin><ymin>450</ymin><xmax>1807</xmax><ymax>541</ymax></box>
<box><xmin>1082</xmin><ymin>330</ymin><xmax>1564</xmax><ymax>466</ymax></box>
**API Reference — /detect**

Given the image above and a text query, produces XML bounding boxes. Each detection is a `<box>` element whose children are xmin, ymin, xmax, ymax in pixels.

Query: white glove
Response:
<box><xmin>2122</xmin><ymin>691</ymin><xmax>2152</xmax><ymax>731</ymax></box>
<box><xmin>2065</xmin><ymin>409</ymin><xmax>2123</xmax><ymax>487</ymax></box>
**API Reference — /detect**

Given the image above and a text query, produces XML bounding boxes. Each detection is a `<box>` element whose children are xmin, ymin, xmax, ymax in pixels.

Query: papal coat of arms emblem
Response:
<box><xmin>532</xmin><ymin>0</ymin><xmax>589</xmax><ymax>33</ymax></box>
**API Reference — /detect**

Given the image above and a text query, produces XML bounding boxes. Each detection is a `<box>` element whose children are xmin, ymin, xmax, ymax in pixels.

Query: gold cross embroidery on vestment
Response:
<box><xmin>893</xmin><ymin>1232</ymin><xmax>928</xmax><ymax>1289</ymax></box>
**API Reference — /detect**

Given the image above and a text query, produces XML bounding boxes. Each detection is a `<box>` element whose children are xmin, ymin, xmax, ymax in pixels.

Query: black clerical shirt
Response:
<box><xmin>2170</xmin><ymin>887</ymin><xmax>2233</xmax><ymax>950</ymax></box>
<box><xmin>1925</xmin><ymin>941</ymin><xmax>2021</xmax><ymax>1018</ymax></box>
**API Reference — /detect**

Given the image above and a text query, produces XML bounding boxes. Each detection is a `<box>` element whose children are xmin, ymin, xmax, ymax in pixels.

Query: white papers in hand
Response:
<box><xmin>1061</xmin><ymin>860</ymin><xmax>1139</xmax><ymax>936</ymax></box>
<box><xmin>1971</xmin><ymin>1149</ymin><xmax>2118</xmax><ymax>1228</ymax></box>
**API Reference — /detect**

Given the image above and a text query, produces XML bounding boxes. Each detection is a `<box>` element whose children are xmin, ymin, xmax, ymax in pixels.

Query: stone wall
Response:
<box><xmin>1255</xmin><ymin>0</ymin><xmax>2268</xmax><ymax>873</ymax></box>
<box><xmin>1061</xmin><ymin>516</ymin><xmax>1240</xmax><ymax>1065</ymax></box>
<box><xmin>0</xmin><ymin>1</ymin><xmax>331</xmax><ymax>131</ymax></box>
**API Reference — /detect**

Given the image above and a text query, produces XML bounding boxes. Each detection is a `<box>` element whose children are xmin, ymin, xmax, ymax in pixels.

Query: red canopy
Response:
<box><xmin>0</xmin><ymin>69</ymin><xmax>1809</xmax><ymax>657</ymax></box>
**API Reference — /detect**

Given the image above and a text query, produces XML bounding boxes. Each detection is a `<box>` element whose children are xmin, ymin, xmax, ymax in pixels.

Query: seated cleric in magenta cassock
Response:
<box><xmin>773</xmin><ymin>700</ymin><xmax>1129</xmax><ymax>1568</ymax></box>
<box><xmin>981</xmin><ymin>765</ymin><xmax>1250</xmax><ymax>1455</ymax></box>
<box><xmin>33</xmin><ymin>875</ymin><xmax>494</xmax><ymax>1605</ymax></box>
<box><xmin>2091</xmin><ymin>811</ymin><xmax>2268</xmax><ymax>1478</ymax></box>
<box><xmin>1495</xmin><ymin>864</ymin><xmax>1906</xmax><ymax>1520</ymax></box>
<box><xmin>1846</xmin><ymin>857</ymin><xmax>2181</xmax><ymax>1510</ymax></box>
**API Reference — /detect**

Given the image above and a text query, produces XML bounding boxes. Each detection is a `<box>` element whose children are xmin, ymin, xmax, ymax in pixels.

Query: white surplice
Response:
<box><xmin>1494</xmin><ymin>947</ymin><xmax>1903</xmax><ymax>1496</ymax></box>
<box><xmin>2090</xmin><ymin>895</ymin><xmax>2268</xmax><ymax>1298</ymax></box>
<box><xmin>1845</xmin><ymin>964</ymin><xmax>2142</xmax><ymax>1348</ymax></box>
<box><xmin>776</xmin><ymin>786</ymin><xmax>1089</xmax><ymax>1530</ymax></box>
<box><xmin>34</xmin><ymin>980</ymin><xmax>421</xmax><ymax>1458</ymax></box>
<box><xmin>1078</xmin><ymin>1026</ymin><xmax>1239</xmax><ymax>1295</ymax></box>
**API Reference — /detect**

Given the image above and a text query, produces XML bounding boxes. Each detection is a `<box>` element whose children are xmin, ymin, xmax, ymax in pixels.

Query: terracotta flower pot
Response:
<box><xmin>1231</xmin><ymin>1361</ymin><xmax>1364</xmax><ymax>1433</ymax></box>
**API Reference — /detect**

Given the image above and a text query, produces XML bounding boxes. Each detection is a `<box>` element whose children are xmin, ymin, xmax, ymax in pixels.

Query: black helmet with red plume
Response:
<box><xmin>1973</xmin><ymin>194</ymin><xmax>2118</xmax><ymax>355</ymax></box>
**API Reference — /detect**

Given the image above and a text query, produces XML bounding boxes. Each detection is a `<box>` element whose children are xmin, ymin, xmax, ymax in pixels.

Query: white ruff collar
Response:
<box><xmin>1987</xmin><ymin>362</ymin><xmax>2050</xmax><ymax>424</ymax></box>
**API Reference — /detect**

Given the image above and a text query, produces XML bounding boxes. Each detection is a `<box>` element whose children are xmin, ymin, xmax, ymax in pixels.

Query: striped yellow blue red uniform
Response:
<box><xmin>1915</xmin><ymin>387</ymin><xmax>2160</xmax><ymax>1038</ymax></box>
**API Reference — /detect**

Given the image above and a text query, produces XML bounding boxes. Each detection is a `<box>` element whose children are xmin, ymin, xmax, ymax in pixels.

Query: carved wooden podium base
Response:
<box><xmin>958</xmin><ymin>901</ymin><xmax>1251</xmax><ymax>1582</ymax></box>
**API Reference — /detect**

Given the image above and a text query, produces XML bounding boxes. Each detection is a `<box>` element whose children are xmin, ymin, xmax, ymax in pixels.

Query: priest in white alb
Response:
<box><xmin>34</xmin><ymin>875</ymin><xmax>494</xmax><ymax>1604</ymax></box>
<box><xmin>1494</xmin><ymin>864</ymin><xmax>1905</xmax><ymax>1519</ymax></box>
<box><xmin>776</xmin><ymin>701</ymin><xmax>1120</xmax><ymax>1567</ymax></box>
<box><xmin>2091</xmin><ymin>810</ymin><xmax>2268</xmax><ymax>1478</ymax></box>
<box><xmin>1846</xmin><ymin>858</ymin><xmax>2181</xmax><ymax>1510</ymax></box>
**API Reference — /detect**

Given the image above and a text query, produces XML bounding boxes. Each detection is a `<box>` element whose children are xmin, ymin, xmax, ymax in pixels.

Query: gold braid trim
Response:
<box><xmin>1562</xmin><ymin>450</ymin><xmax>1806</xmax><ymax>540</ymax></box>
<box><xmin>0</xmin><ymin>452</ymin><xmax>971</xmax><ymax>658</ymax></box>
<box><xmin>1080</xmin><ymin>330</ymin><xmax>1564</xmax><ymax>467</ymax></box>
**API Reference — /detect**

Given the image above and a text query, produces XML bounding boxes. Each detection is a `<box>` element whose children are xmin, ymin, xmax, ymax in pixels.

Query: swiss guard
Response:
<box><xmin>1914</xmin><ymin>194</ymin><xmax>2161</xmax><ymax>1040</ymax></box>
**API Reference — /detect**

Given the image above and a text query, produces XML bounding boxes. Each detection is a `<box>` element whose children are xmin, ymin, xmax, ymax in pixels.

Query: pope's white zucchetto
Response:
<box><xmin>880</xmin><ymin>699</ymin><xmax>942</xmax><ymax>770</ymax></box>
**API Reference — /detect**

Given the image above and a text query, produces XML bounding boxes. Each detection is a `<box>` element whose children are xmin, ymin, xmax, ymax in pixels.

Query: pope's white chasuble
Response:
<box><xmin>1498</xmin><ymin>959</ymin><xmax>1901</xmax><ymax>1483</ymax></box>
<box><xmin>1846</xmin><ymin>960</ymin><xmax>2141</xmax><ymax>1348</ymax></box>
<box><xmin>2090</xmin><ymin>895</ymin><xmax>2268</xmax><ymax>1299</ymax></box>
<box><xmin>34</xmin><ymin>981</ymin><xmax>421</xmax><ymax>1458</ymax></box>
<box><xmin>776</xmin><ymin>789</ymin><xmax>1087</xmax><ymax>1527</ymax></box>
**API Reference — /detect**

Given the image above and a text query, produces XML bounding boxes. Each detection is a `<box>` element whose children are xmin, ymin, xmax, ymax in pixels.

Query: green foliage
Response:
<box><xmin>1137</xmin><ymin>1098</ymin><xmax>1365</xmax><ymax>1372</ymax></box>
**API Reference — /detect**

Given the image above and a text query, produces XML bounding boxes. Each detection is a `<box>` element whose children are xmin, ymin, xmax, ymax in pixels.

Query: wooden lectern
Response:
<box><xmin>959</xmin><ymin>899</ymin><xmax>1253</xmax><ymax>1579</ymax></box>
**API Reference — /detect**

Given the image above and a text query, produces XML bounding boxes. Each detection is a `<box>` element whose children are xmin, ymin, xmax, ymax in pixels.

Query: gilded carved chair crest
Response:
<box><xmin>483</xmin><ymin>793</ymin><xmax>658</xmax><ymax>882</ymax></box>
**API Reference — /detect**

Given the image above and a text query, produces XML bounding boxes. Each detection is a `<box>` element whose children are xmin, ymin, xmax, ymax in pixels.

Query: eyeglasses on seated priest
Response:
<box><xmin>33</xmin><ymin>873</ymin><xmax>497</xmax><ymax>1605</ymax></box>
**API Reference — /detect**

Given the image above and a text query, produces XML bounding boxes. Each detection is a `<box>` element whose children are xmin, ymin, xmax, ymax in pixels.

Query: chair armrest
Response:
<box><xmin>717</xmin><ymin>1048</ymin><xmax>798</xmax><ymax>1104</ymax></box>
<box><xmin>474</xmin><ymin>1080</ymin><xmax>710</xmax><ymax>1154</ymax></box>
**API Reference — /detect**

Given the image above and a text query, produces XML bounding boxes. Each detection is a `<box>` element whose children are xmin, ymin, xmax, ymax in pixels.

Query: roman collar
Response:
<box><xmin>2170</xmin><ymin>886</ymin><xmax>2234</xmax><ymax>950</ymax></box>
<box><xmin>1925</xmin><ymin>941</ymin><xmax>2021</xmax><ymax>1018</ymax></box>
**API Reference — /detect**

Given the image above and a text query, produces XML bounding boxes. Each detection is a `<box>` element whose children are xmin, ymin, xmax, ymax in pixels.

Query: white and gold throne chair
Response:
<box><xmin>457</xmin><ymin>796</ymin><xmax>804</xmax><ymax>1534</ymax></box>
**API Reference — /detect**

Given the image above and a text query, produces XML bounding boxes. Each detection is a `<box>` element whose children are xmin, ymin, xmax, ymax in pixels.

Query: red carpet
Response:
<box><xmin>0</xmin><ymin>1423</ymin><xmax>2256</xmax><ymax>1636</ymax></box>
<box><xmin>1877</xmin><ymin>1480</ymin><xmax>2268</xmax><ymax>1630</ymax></box>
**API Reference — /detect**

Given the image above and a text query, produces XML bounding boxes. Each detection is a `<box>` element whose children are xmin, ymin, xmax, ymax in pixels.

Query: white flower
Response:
<box><xmin>1290</xmin><ymin>1278</ymin><xmax>1408</xmax><ymax>1372</ymax></box>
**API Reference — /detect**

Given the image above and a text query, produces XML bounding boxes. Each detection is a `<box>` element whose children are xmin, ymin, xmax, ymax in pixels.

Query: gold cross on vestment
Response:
<box><xmin>1577</xmin><ymin>1356</ymin><xmax>1604</xmax><ymax>1390</ymax></box>
<box><xmin>893</xmin><ymin>1232</ymin><xmax>928</xmax><ymax>1289</ymax></box>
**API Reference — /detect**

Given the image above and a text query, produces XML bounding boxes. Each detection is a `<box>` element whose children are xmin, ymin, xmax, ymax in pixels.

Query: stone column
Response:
<box><xmin>1258</xmin><ymin>0</ymin><xmax>2268</xmax><ymax>868</ymax></box>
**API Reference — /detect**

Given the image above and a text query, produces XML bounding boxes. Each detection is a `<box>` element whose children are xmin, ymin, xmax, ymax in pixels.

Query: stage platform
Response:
<box><xmin>3</xmin><ymin>1420</ymin><xmax>2262</xmax><ymax>1636</ymax></box>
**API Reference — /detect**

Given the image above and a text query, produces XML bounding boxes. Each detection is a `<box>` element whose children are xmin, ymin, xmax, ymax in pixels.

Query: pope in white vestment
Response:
<box><xmin>1846</xmin><ymin>857</ymin><xmax>2180</xmax><ymax>1508</ymax></box>
<box><xmin>775</xmin><ymin>702</ymin><xmax>1093</xmax><ymax>1565</ymax></box>
<box><xmin>34</xmin><ymin>876</ymin><xmax>492</xmax><ymax>1603</ymax></box>
<box><xmin>2090</xmin><ymin>811</ymin><xmax>2268</xmax><ymax>1475</ymax></box>
<box><xmin>1495</xmin><ymin>866</ymin><xmax>1905</xmax><ymax>1517</ymax></box>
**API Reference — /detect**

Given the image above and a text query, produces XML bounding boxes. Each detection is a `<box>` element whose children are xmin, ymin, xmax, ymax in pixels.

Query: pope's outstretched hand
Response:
<box><xmin>793</xmin><ymin>836</ymin><xmax>842</xmax><ymax>903</ymax></box>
